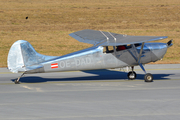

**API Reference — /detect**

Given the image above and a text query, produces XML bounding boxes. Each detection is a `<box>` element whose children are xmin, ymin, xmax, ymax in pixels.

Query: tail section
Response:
<box><xmin>7</xmin><ymin>40</ymin><xmax>57</xmax><ymax>73</ymax></box>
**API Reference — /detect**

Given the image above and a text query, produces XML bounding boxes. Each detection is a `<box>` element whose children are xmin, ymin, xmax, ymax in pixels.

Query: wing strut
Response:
<box><xmin>136</xmin><ymin>42</ymin><xmax>147</xmax><ymax>73</ymax></box>
<box><xmin>137</xmin><ymin>42</ymin><xmax>145</xmax><ymax>64</ymax></box>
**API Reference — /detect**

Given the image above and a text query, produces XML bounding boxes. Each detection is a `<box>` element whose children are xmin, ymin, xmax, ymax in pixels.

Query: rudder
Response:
<box><xmin>7</xmin><ymin>40</ymin><xmax>57</xmax><ymax>73</ymax></box>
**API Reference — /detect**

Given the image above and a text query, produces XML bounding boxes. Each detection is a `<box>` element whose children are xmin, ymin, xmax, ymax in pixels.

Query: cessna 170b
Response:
<box><xmin>7</xmin><ymin>29</ymin><xmax>173</xmax><ymax>84</ymax></box>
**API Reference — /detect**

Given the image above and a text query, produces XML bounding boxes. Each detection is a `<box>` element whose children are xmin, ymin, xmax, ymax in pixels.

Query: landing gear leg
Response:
<box><xmin>139</xmin><ymin>64</ymin><xmax>153</xmax><ymax>82</ymax></box>
<box><xmin>127</xmin><ymin>66</ymin><xmax>137</xmax><ymax>80</ymax></box>
<box><xmin>15</xmin><ymin>72</ymin><xmax>25</xmax><ymax>84</ymax></box>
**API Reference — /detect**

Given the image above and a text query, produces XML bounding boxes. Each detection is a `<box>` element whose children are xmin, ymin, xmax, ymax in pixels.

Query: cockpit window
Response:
<box><xmin>103</xmin><ymin>44</ymin><xmax>141</xmax><ymax>53</ymax></box>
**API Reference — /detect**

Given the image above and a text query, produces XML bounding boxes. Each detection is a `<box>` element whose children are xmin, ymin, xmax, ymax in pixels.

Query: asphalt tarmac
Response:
<box><xmin>0</xmin><ymin>64</ymin><xmax>180</xmax><ymax>120</ymax></box>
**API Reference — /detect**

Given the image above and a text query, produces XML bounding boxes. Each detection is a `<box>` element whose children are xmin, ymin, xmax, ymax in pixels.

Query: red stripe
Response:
<box><xmin>51</xmin><ymin>63</ymin><xmax>58</xmax><ymax>69</ymax></box>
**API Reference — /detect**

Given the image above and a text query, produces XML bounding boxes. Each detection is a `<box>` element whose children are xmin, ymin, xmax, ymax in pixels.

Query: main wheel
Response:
<box><xmin>127</xmin><ymin>71</ymin><xmax>136</xmax><ymax>80</ymax></box>
<box><xmin>144</xmin><ymin>73</ymin><xmax>153</xmax><ymax>82</ymax></box>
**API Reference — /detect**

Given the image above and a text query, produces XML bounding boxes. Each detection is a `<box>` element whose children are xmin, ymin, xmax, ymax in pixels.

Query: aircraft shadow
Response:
<box><xmin>11</xmin><ymin>69</ymin><xmax>173</xmax><ymax>83</ymax></box>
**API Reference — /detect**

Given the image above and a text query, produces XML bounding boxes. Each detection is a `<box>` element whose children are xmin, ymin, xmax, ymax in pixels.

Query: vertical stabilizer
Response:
<box><xmin>7</xmin><ymin>40</ymin><xmax>57</xmax><ymax>73</ymax></box>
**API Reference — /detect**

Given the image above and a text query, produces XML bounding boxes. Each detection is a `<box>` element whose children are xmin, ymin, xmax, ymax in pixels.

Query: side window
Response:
<box><xmin>103</xmin><ymin>46</ymin><xmax>114</xmax><ymax>53</ymax></box>
<box><xmin>116</xmin><ymin>44</ymin><xmax>134</xmax><ymax>51</ymax></box>
<box><xmin>126</xmin><ymin>44</ymin><xmax>132</xmax><ymax>49</ymax></box>
<box><xmin>134</xmin><ymin>43</ymin><xmax>141</xmax><ymax>47</ymax></box>
<box><xmin>116</xmin><ymin>45</ymin><xmax>126</xmax><ymax>51</ymax></box>
<box><xmin>103</xmin><ymin>44</ymin><xmax>138</xmax><ymax>53</ymax></box>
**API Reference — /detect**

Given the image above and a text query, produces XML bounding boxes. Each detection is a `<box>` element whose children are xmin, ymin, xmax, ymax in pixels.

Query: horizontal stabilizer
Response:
<box><xmin>25</xmin><ymin>65</ymin><xmax>44</xmax><ymax>73</ymax></box>
<box><xmin>69</xmin><ymin>29</ymin><xmax>168</xmax><ymax>46</ymax></box>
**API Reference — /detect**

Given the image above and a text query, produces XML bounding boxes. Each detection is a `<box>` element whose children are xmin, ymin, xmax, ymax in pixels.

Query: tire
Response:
<box><xmin>14</xmin><ymin>79</ymin><xmax>20</xmax><ymax>84</ymax></box>
<box><xmin>144</xmin><ymin>73</ymin><xmax>153</xmax><ymax>82</ymax></box>
<box><xmin>127</xmin><ymin>71</ymin><xmax>136</xmax><ymax>80</ymax></box>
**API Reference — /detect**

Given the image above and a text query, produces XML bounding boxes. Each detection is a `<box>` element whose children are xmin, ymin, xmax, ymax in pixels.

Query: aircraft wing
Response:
<box><xmin>69</xmin><ymin>29</ymin><xmax>168</xmax><ymax>46</ymax></box>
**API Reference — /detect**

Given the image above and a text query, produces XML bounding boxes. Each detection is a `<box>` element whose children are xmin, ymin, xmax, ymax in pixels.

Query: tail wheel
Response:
<box><xmin>127</xmin><ymin>71</ymin><xmax>136</xmax><ymax>80</ymax></box>
<box><xmin>144</xmin><ymin>73</ymin><xmax>153</xmax><ymax>82</ymax></box>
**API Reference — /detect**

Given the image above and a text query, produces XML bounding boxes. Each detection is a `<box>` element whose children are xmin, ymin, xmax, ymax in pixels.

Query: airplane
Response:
<box><xmin>7</xmin><ymin>29</ymin><xmax>173</xmax><ymax>84</ymax></box>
